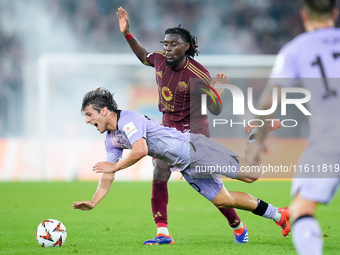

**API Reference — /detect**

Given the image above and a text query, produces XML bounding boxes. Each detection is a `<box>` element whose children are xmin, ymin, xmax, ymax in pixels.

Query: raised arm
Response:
<box><xmin>116</xmin><ymin>7</ymin><xmax>150</xmax><ymax>65</ymax></box>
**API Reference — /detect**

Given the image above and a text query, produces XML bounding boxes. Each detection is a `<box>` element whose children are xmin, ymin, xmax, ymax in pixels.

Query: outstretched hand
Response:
<box><xmin>210</xmin><ymin>72</ymin><xmax>228</xmax><ymax>97</ymax></box>
<box><xmin>117</xmin><ymin>7</ymin><xmax>130</xmax><ymax>36</ymax></box>
<box><xmin>72</xmin><ymin>201</ymin><xmax>95</xmax><ymax>211</ymax></box>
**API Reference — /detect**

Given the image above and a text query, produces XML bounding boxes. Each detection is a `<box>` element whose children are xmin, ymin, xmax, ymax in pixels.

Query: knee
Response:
<box><xmin>211</xmin><ymin>196</ymin><xmax>234</xmax><ymax>208</ymax></box>
<box><xmin>213</xmin><ymin>202</ymin><xmax>233</xmax><ymax>209</ymax></box>
<box><xmin>237</xmin><ymin>176</ymin><xmax>259</xmax><ymax>183</ymax></box>
<box><xmin>250</xmin><ymin>171</ymin><xmax>261</xmax><ymax>181</ymax></box>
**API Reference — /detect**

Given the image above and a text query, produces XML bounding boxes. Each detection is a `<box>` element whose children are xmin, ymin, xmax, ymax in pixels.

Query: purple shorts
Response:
<box><xmin>181</xmin><ymin>168</ymin><xmax>224</xmax><ymax>201</ymax></box>
<box><xmin>291</xmin><ymin>149</ymin><xmax>340</xmax><ymax>204</ymax></box>
<box><xmin>180</xmin><ymin>134</ymin><xmax>240</xmax><ymax>201</ymax></box>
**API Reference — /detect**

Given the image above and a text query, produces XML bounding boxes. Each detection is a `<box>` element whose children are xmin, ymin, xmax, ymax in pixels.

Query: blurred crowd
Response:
<box><xmin>0</xmin><ymin>0</ymin><xmax>339</xmax><ymax>136</ymax></box>
<box><xmin>20</xmin><ymin>0</ymin><xmax>305</xmax><ymax>55</ymax></box>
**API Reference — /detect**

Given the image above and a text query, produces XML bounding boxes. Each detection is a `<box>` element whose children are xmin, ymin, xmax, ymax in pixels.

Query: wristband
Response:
<box><xmin>124</xmin><ymin>33</ymin><xmax>133</xmax><ymax>40</ymax></box>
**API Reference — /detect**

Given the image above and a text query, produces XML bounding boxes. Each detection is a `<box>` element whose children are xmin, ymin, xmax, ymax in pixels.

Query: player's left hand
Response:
<box><xmin>92</xmin><ymin>161</ymin><xmax>116</xmax><ymax>174</ymax></box>
<box><xmin>210</xmin><ymin>72</ymin><xmax>228</xmax><ymax>97</ymax></box>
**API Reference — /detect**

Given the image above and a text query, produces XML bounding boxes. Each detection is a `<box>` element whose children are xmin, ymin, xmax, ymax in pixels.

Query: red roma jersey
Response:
<box><xmin>146</xmin><ymin>50</ymin><xmax>211</xmax><ymax>137</ymax></box>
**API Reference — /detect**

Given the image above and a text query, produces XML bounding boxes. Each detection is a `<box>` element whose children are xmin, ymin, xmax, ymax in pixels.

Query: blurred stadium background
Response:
<box><xmin>1</xmin><ymin>0</ymin><xmax>339</xmax><ymax>181</ymax></box>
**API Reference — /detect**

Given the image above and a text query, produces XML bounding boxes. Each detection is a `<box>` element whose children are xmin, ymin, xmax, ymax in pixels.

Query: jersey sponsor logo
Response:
<box><xmin>162</xmin><ymin>87</ymin><xmax>173</xmax><ymax>101</ymax></box>
<box><xmin>161</xmin><ymin>98</ymin><xmax>174</xmax><ymax>111</ymax></box>
<box><xmin>178</xmin><ymin>81</ymin><xmax>188</xmax><ymax>92</ymax></box>
<box><xmin>157</xmin><ymin>71</ymin><xmax>163</xmax><ymax>78</ymax></box>
<box><xmin>122</xmin><ymin>122</ymin><xmax>138</xmax><ymax>139</ymax></box>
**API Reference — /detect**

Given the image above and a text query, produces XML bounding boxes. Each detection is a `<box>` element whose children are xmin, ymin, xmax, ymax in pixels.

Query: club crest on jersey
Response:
<box><xmin>123</xmin><ymin>122</ymin><xmax>137</xmax><ymax>139</ymax></box>
<box><xmin>178</xmin><ymin>81</ymin><xmax>188</xmax><ymax>92</ymax></box>
<box><xmin>162</xmin><ymin>87</ymin><xmax>173</xmax><ymax>101</ymax></box>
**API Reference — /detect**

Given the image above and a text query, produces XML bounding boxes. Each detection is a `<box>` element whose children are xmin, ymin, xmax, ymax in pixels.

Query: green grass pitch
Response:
<box><xmin>1</xmin><ymin>180</ymin><xmax>339</xmax><ymax>254</ymax></box>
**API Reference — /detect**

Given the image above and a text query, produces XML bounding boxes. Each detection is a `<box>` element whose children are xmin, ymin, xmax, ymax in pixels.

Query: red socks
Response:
<box><xmin>151</xmin><ymin>180</ymin><xmax>241</xmax><ymax>230</ymax></box>
<box><xmin>218</xmin><ymin>208</ymin><xmax>241</xmax><ymax>228</ymax></box>
<box><xmin>151</xmin><ymin>180</ymin><xmax>168</xmax><ymax>225</ymax></box>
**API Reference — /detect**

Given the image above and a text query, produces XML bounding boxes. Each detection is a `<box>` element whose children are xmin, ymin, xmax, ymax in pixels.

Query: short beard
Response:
<box><xmin>165</xmin><ymin>59</ymin><xmax>178</xmax><ymax>69</ymax></box>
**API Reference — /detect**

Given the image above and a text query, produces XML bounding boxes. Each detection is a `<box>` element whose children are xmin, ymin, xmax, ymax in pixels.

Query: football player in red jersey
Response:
<box><xmin>117</xmin><ymin>7</ymin><xmax>248</xmax><ymax>245</ymax></box>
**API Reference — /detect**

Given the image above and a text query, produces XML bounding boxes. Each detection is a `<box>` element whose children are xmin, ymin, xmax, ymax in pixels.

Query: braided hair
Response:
<box><xmin>164</xmin><ymin>25</ymin><xmax>200</xmax><ymax>58</ymax></box>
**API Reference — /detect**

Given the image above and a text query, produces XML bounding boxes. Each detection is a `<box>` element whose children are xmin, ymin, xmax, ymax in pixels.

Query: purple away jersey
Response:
<box><xmin>104</xmin><ymin>110</ymin><xmax>240</xmax><ymax>201</ymax></box>
<box><xmin>105</xmin><ymin>110</ymin><xmax>239</xmax><ymax>177</ymax></box>
<box><xmin>270</xmin><ymin>28</ymin><xmax>340</xmax><ymax>201</ymax></box>
<box><xmin>270</xmin><ymin>27</ymin><xmax>340</xmax><ymax>153</ymax></box>
<box><xmin>105</xmin><ymin>110</ymin><xmax>191</xmax><ymax>171</ymax></box>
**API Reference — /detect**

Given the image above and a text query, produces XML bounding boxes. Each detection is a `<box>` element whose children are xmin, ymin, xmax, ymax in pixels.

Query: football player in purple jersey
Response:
<box><xmin>116</xmin><ymin>7</ymin><xmax>248</xmax><ymax>244</ymax></box>
<box><xmin>245</xmin><ymin>0</ymin><xmax>340</xmax><ymax>254</ymax></box>
<box><xmin>72</xmin><ymin>87</ymin><xmax>291</xmax><ymax>243</ymax></box>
